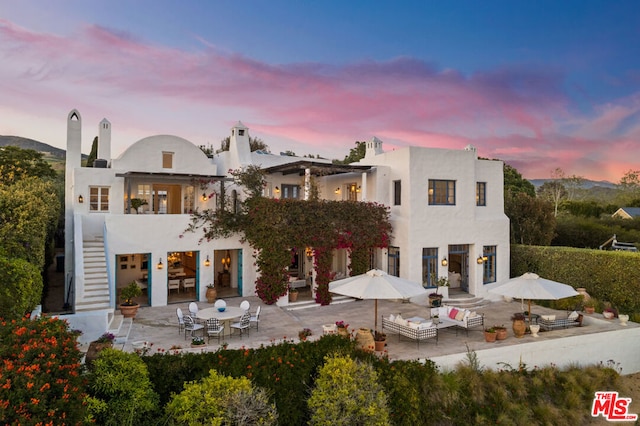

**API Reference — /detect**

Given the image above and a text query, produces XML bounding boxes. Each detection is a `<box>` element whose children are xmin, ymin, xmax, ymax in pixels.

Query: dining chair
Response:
<box><xmin>183</xmin><ymin>277</ymin><xmax>196</xmax><ymax>293</ymax></box>
<box><xmin>250</xmin><ymin>305</ymin><xmax>261</xmax><ymax>331</ymax></box>
<box><xmin>230</xmin><ymin>312</ymin><xmax>251</xmax><ymax>338</ymax></box>
<box><xmin>240</xmin><ymin>300</ymin><xmax>250</xmax><ymax>311</ymax></box>
<box><xmin>189</xmin><ymin>301</ymin><xmax>199</xmax><ymax>318</ymax></box>
<box><xmin>176</xmin><ymin>307</ymin><xmax>185</xmax><ymax>334</ymax></box>
<box><xmin>183</xmin><ymin>315</ymin><xmax>204</xmax><ymax>339</ymax></box>
<box><xmin>206</xmin><ymin>318</ymin><xmax>225</xmax><ymax>344</ymax></box>
<box><xmin>168</xmin><ymin>278</ymin><xmax>181</xmax><ymax>294</ymax></box>
<box><xmin>214</xmin><ymin>299</ymin><xmax>226</xmax><ymax>310</ymax></box>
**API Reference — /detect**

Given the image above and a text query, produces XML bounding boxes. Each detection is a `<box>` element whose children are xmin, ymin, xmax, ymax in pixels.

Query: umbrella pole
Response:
<box><xmin>374</xmin><ymin>299</ymin><xmax>378</xmax><ymax>330</ymax></box>
<box><xmin>528</xmin><ymin>299</ymin><xmax>532</xmax><ymax>323</ymax></box>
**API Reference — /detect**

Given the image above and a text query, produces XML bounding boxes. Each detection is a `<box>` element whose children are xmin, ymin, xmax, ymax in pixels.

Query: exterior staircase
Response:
<box><xmin>444</xmin><ymin>288</ymin><xmax>490</xmax><ymax>309</ymax></box>
<box><xmin>75</xmin><ymin>238</ymin><xmax>111</xmax><ymax>312</ymax></box>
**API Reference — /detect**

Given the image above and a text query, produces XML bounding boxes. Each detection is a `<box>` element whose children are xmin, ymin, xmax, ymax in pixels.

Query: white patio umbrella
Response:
<box><xmin>329</xmin><ymin>269</ymin><xmax>428</xmax><ymax>330</ymax></box>
<box><xmin>485</xmin><ymin>272</ymin><xmax>579</xmax><ymax>322</ymax></box>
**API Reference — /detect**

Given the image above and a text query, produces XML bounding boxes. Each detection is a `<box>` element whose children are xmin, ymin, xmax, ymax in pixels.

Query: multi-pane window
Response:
<box><xmin>89</xmin><ymin>187</ymin><xmax>109</xmax><ymax>212</ymax></box>
<box><xmin>281</xmin><ymin>184</ymin><xmax>300</xmax><ymax>199</ymax></box>
<box><xmin>482</xmin><ymin>245</ymin><xmax>497</xmax><ymax>284</ymax></box>
<box><xmin>183</xmin><ymin>185</ymin><xmax>195</xmax><ymax>214</ymax></box>
<box><xmin>162</xmin><ymin>152</ymin><xmax>173</xmax><ymax>169</ymax></box>
<box><xmin>428</xmin><ymin>180</ymin><xmax>456</xmax><ymax>205</ymax></box>
<box><xmin>348</xmin><ymin>183</ymin><xmax>359</xmax><ymax>201</ymax></box>
<box><xmin>476</xmin><ymin>182</ymin><xmax>486</xmax><ymax>206</ymax></box>
<box><xmin>388</xmin><ymin>246</ymin><xmax>400</xmax><ymax>277</ymax></box>
<box><xmin>422</xmin><ymin>248</ymin><xmax>438</xmax><ymax>286</ymax></box>
<box><xmin>393</xmin><ymin>180</ymin><xmax>401</xmax><ymax>205</ymax></box>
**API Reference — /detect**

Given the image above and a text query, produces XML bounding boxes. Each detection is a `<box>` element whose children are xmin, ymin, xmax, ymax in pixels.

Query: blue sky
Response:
<box><xmin>1</xmin><ymin>1</ymin><xmax>639</xmax><ymax>181</ymax></box>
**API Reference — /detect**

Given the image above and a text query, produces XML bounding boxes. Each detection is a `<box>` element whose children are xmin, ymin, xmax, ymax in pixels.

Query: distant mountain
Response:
<box><xmin>529</xmin><ymin>178</ymin><xmax>617</xmax><ymax>189</ymax></box>
<box><xmin>0</xmin><ymin>135</ymin><xmax>69</xmax><ymax>159</ymax></box>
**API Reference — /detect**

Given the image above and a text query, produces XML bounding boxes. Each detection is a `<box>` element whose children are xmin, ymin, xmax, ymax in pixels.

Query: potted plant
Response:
<box><xmin>374</xmin><ymin>330</ymin><xmax>387</xmax><ymax>351</ymax></box>
<box><xmin>432</xmin><ymin>313</ymin><xmax>440</xmax><ymax>324</ymax></box>
<box><xmin>494</xmin><ymin>324</ymin><xmax>508</xmax><ymax>340</ymax></box>
<box><xmin>85</xmin><ymin>332</ymin><xmax>115</xmax><ymax>366</ymax></box>
<box><xmin>289</xmin><ymin>286</ymin><xmax>299</xmax><ymax>302</ymax></box>
<box><xmin>603</xmin><ymin>302</ymin><xmax>617</xmax><ymax>319</ymax></box>
<box><xmin>511</xmin><ymin>312</ymin><xmax>526</xmax><ymax>338</ymax></box>
<box><xmin>436</xmin><ymin>276</ymin><xmax>450</xmax><ymax>300</ymax></box>
<box><xmin>583</xmin><ymin>297</ymin><xmax>597</xmax><ymax>314</ymax></box>
<box><xmin>191</xmin><ymin>336</ymin><xmax>206</xmax><ymax>348</ymax></box>
<box><xmin>120</xmin><ymin>281</ymin><xmax>142</xmax><ymax>318</ymax></box>
<box><xmin>130</xmin><ymin>198</ymin><xmax>148</xmax><ymax>214</ymax></box>
<box><xmin>335</xmin><ymin>320</ymin><xmax>349</xmax><ymax>337</ymax></box>
<box><xmin>484</xmin><ymin>327</ymin><xmax>497</xmax><ymax>342</ymax></box>
<box><xmin>298</xmin><ymin>328</ymin><xmax>312</xmax><ymax>341</ymax></box>
<box><xmin>428</xmin><ymin>275</ymin><xmax>447</xmax><ymax>306</ymax></box>
<box><xmin>206</xmin><ymin>283</ymin><xmax>217</xmax><ymax>303</ymax></box>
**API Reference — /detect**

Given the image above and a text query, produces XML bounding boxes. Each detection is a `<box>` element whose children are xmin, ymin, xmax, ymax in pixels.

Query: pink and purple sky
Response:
<box><xmin>1</xmin><ymin>1</ymin><xmax>639</xmax><ymax>181</ymax></box>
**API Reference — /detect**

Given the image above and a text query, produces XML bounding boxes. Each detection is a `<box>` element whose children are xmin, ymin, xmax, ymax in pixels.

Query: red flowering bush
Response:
<box><xmin>0</xmin><ymin>315</ymin><xmax>86</xmax><ymax>424</ymax></box>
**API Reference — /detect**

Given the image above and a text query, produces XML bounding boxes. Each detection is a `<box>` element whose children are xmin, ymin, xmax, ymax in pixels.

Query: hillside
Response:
<box><xmin>0</xmin><ymin>135</ymin><xmax>87</xmax><ymax>171</ymax></box>
<box><xmin>529</xmin><ymin>178</ymin><xmax>617</xmax><ymax>189</ymax></box>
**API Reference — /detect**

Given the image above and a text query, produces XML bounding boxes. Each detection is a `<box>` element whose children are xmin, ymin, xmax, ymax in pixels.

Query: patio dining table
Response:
<box><xmin>196</xmin><ymin>306</ymin><xmax>245</xmax><ymax>337</ymax></box>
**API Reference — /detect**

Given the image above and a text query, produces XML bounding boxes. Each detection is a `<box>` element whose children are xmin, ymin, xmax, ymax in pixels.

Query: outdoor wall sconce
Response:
<box><xmin>356</xmin><ymin>185</ymin><xmax>361</xmax><ymax>193</ymax></box>
<box><xmin>275</xmin><ymin>186</ymin><xmax>280</xmax><ymax>193</ymax></box>
<box><xmin>201</xmin><ymin>193</ymin><xmax>208</xmax><ymax>201</ymax></box>
<box><xmin>204</xmin><ymin>255</ymin><xmax>211</xmax><ymax>267</ymax></box>
<box><xmin>441</xmin><ymin>257</ymin><xmax>448</xmax><ymax>267</ymax></box>
<box><xmin>334</xmin><ymin>187</ymin><xmax>340</xmax><ymax>194</ymax></box>
<box><xmin>157</xmin><ymin>258</ymin><xmax>163</xmax><ymax>269</ymax></box>
<box><xmin>305</xmin><ymin>247</ymin><xmax>313</xmax><ymax>259</ymax></box>
<box><xmin>221</xmin><ymin>250</ymin><xmax>231</xmax><ymax>269</ymax></box>
<box><xmin>78</xmin><ymin>195</ymin><xmax>84</xmax><ymax>203</ymax></box>
<box><xmin>477</xmin><ymin>256</ymin><xmax>484</xmax><ymax>264</ymax></box>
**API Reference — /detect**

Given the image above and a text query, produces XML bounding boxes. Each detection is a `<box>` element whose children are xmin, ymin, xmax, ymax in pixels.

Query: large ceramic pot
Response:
<box><xmin>429</xmin><ymin>295</ymin><xmax>443</xmax><ymax>307</ymax></box>
<box><xmin>512</xmin><ymin>320</ymin><xmax>526</xmax><ymax>338</ymax></box>
<box><xmin>374</xmin><ymin>339</ymin><xmax>386</xmax><ymax>351</ymax></box>
<box><xmin>206</xmin><ymin>287</ymin><xmax>217</xmax><ymax>303</ymax></box>
<box><xmin>289</xmin><ymin>290</ymin><xmax>299</xmax><ymax>302</ymax></box>
<box><xmin>356</xmin><ymin>328</ymin><xmax>375</xmax><ymax>352</ymax></box>
<box><xmin>529</xmin><ymin>324</ymin><xmax>541</xmax><ymax>337</ymax></box>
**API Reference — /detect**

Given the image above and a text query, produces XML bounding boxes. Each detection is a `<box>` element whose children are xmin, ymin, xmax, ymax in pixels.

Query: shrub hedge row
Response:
<box><xmin>511</xmin><ymin>244</ymin><xmax>640</xmax><ymax>317</ymax></box>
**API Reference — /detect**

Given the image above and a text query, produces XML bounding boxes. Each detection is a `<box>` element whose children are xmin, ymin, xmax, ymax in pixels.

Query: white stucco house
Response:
<box><xmin>63</xmin><ymin>109</ymin><xmax>509</xmax><ymax>323</ymax></box>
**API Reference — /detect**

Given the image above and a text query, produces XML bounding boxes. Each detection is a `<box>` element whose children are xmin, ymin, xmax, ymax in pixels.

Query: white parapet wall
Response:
<box><xmin>55</xmin><ymin>310</ymin><xmax>113</xmax><ymax>345</ymax></box>
<box><xmin>429</xmin><ymin>326</ymin><xmax>640</xmax><ymax>375</ymax></box>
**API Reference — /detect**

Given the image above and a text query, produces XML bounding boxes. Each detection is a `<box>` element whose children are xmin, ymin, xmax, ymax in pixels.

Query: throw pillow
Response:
<box><xmin>449</xmin><ymin>308</ymin><xmax>459</xmax><ymax>319</ymax></box>
<box><xmin>568</xmin><ymin>311</ymin><xmax>579</xmax><ymax>320</ymax></box>
<box><xmin>389</xmin><ymin>314</ymin><xmax>395</xmax><ymax>322</ymax></box>
<box><xmin>408</xmin><ymin>322</ymin><xmax>419</xmax><ymax>329</ymax></box>
<box><xmin>395</xmin><ymin>314</ymin><xmax>404</xmax><ymax>324</ymax></box>
<box><xmin>455</xmin><ymin>310</ymin><xmax>465</xmax><ymax>321</ymax></box>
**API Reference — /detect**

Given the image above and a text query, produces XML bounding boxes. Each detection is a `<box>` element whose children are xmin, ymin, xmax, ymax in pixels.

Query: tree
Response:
<box><xmin>0</xmin><ymin>146</ymin><xmax>57</xmax><ymax>186</ymax></box>
<box><xmin>85</xmin><ymin>136</ymin><xmax>98</xmax><ymax>167</ymax></box>
<box><xmin>537</xmin><ymin>181</ymin><xmax>567</xmax><ymax>217</ymax></box>
<box><xmin>617</xmin><ymin>169</ymin><xmax>640</xmax><ymax>205</ymax></box>
<box><xmin>503</xmin><ymin>164</ymin><xmax>535</xmax><ymax>197</ymax></box>
<box><xmin>334</xmin><ymin>141</ymin><xmax>366</xmax><ymax>165</ymax></box>
<box><xmin>506</xmin><ymin>192</ymin><xmax>556</xmax><ymax>245</ymax></box>
<box><xmin>216</xmin><ymin>136</ymin><xmax>270</xmax><ymax>153</ymax></box>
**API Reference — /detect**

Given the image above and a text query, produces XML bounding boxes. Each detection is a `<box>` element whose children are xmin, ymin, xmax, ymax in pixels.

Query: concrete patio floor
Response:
<box><xmin>101</xmin><ymin>289</ymin><xmax>640</xmax><ymax>374</ymax></box>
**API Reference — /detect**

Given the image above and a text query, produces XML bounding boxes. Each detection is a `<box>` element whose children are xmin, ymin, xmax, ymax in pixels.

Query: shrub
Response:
<box><xmin>165</xmin><ymin>369</ymin><xmax>277</xmax><ymax>425</ymax></box>
<box><xmin>307</xmin><ymin>354</ymin><xmax>390</xmax><ymax>425</ymax></box>
<box><xmin>0</xmin><ymin>315</ymin><xmax>86</xmax><ymax>423</ymax></box>
<box><xmin>85</xmin><ymin>348</ymin><xmax>160</xmax><ymax>425</ymax></box>
<box><xmin>0</xmin><ymin>256</ymin><xmax>42</xmax><ymax>319</ymax></box>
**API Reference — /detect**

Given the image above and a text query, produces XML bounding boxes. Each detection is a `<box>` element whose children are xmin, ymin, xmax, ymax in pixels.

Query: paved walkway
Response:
<box><xmin>110</xmin><ymin>291</ymin><xmax>633</xmax><ymax>363</ymax></box>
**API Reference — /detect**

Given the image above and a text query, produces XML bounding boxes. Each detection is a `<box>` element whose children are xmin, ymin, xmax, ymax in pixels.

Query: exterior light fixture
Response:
<box><xmin>201</xmin><ymin>193</ymin><xmax>208</xmax><ymax>201</ymax></box>
<box><xmin>221</xmin><ymin>250</ymin><xmax>231</xmax><ymax>270</ymax></box>
<box><xmin>157</xmin><ymin>258</ymin><xmax>163</xmax><ymax>269</ymax></box>
<box><xmin>356</xmin><ymin>185</ymin><xmax>361</xmax><ymax>193</ymax></box>
<box><xmin>274</xmin><ymin>186</ymin><xmax>280</xmax><ymax>193</ymax></box>
<box><xmin>78</xmin><ymin>195</ymin><xmax>84</xmax><ymax>203</ymax></box>
<box><xmin>204</xmin><ymin>255</ymin><xmax>211</xmax><ymax>267</ymax></box>
<box><xmin>305</xmin><ymin>247</ymin><xmax>313</xmax><ymax>259</ymax></box>
<box><xmin>441</xmin><ymin>257</ymin><xmax>448</xmax><ymax>267</ymax></box>
<box><xmin>477</xmin><ymin>256</ymin><xmax>484</xmax><ymax>264</ymax></box>
<box><xmin>334</xmin><ymin>187</ymin><xmax>340</xmax><ymax>194</ymax></box>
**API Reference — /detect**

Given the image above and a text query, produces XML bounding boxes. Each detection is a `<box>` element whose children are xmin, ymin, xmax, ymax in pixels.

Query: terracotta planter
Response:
<box><xmin>337</xmin><ymin>327</ymin><xmax>349</xmax><ymax>337</ymax></box>
<box><xmin>584</xmin><ymin>306</ymin><xmax>595</xmax><ymax>314</ymax></box>
<box><xmin>512</xmin><ymin>320</ymin><xmax>526</xmax><ymax>338</ymax></box>
<box><xmin>495</xmin><ymin>327</ymin><xmax>508</xmax><ymax>340</ymax></box>
<box><xmin>289</xmin><ymin>291</ymin><xmax>299</xmax><ymax>302</ymax></box>
<box><xmin>190</xmin><ymin>343</ymin><xmax>206</xmax><ymax>349</ymax></box>
<box><xmin>119</xmin><ymin>303</ymin><xmax>139</xmax><ymax>318</ymax></box>
<box><xmin>484</xmin><ymin>331</ymin><xmax>497</xmax><ymax>342</ymax></box>
<box><xmin>85</xmin><ymin>341</ymin><xmax>113</xmax><ymax>367</ymax></box>
<box><xmin>374</xmin><ymin>340</ymin><xmax>386</xmax><ymax>351</ymax></box>
<box><xmin>429</xmin><ymin>295</ymin><xmax>443</xmax><ymax>307</ymax></box>
<box><xmin>206</xmin><ymin>287</ymin><xmax>217</xmax><ymax>303</ymax></box>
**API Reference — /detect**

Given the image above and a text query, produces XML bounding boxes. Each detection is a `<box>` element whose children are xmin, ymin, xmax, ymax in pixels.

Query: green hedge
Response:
<box><xmin>511</xmin><ymin>245</ymin><xmax>640</xmax><ymax>316</ymax></box>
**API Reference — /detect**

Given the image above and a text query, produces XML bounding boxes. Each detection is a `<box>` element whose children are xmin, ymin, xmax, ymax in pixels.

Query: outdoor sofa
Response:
<box><xmin>431</xmin><ymin>305</ymin><xmax>485</xmax><ymax>335</ymax></box>
<box><xmin>381</xmin><ymin>315</ymin><xmax>437</xmax><ymax>348</ymax></box>
<box><xmin>538</xmin><ymin>311</ymin><xmax>583</xmax><ymax>331</ymax></box>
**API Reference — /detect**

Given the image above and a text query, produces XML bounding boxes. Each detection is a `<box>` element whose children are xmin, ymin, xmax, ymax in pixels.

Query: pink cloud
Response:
<box><xmin>1</xmin><ymin>19</ymin><xmax>639</xmax><ymax>183</ymax></box>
